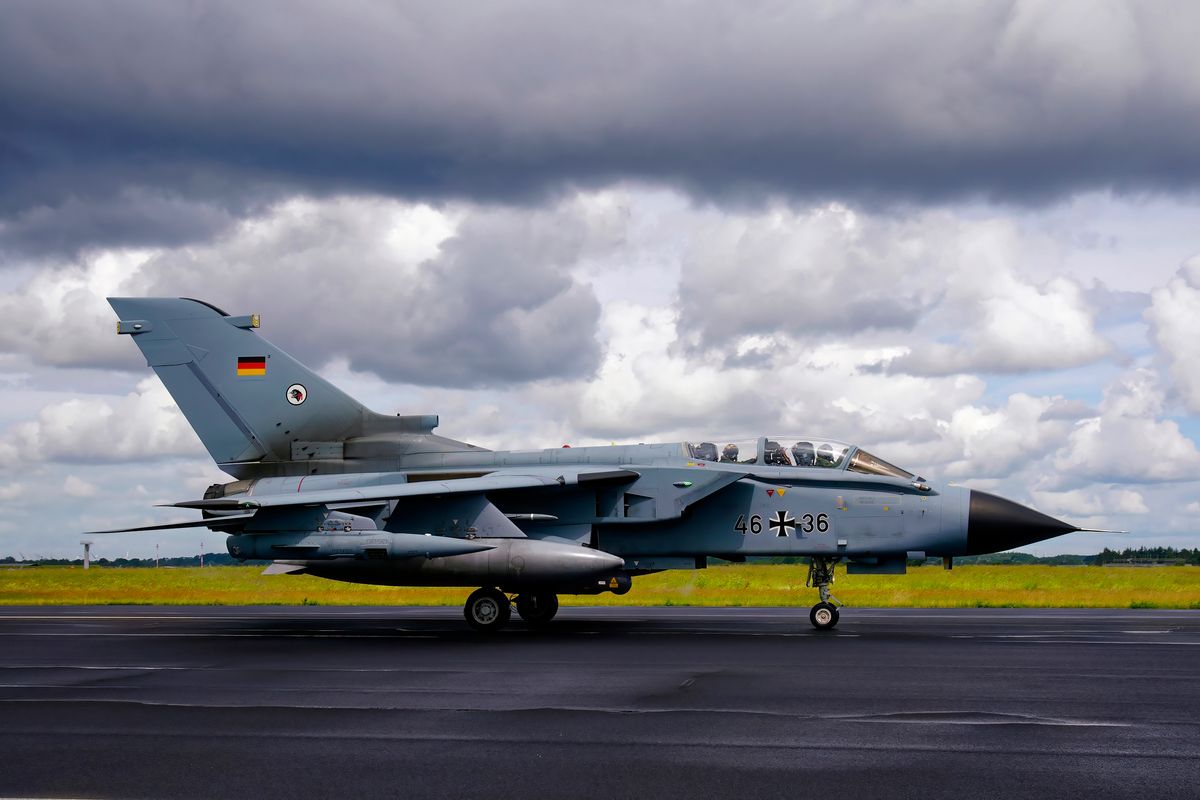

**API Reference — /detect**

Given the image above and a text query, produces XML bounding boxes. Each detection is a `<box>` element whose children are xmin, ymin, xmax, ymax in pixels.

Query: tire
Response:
<box><xmin>809</xmin><ymin>602</ymin><xmax>839</xmax><ymax>630</ymax></box>
<box><xmin>464</xmin><ymin>587</ymin><xmax>511</xmax><ymax>632</ymax></box>
<box><xmin>515</xmin><ymin>592</ymin><xmax>559</xmax><ymax>626</ymax></box>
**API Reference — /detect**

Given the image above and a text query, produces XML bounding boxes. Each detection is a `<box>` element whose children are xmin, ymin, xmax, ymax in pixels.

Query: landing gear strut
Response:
<box><xmin>806</xmin><ymin>558</ymin><xmax>841</xmax><ymax>630</ymax></box>
<box><xmin>515</xmin><ymin>592</ymin><xmax>559</xmax><ymax>627</ymax></box>
<box><xmin>464</xmin><ymin>587</ymin><xmax>511</xmax><ymax>632</ymax></box>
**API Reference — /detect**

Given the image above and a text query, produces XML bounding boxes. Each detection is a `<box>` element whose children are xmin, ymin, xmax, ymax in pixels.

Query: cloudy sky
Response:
<box><xmin>2</xmin><ymin>0</ymin><xmax>1199</xmax><ymax>559</ymax></box>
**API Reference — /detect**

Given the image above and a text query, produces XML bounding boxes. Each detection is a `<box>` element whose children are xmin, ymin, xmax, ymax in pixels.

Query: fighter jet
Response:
<box><xmin>93</xmin><ymin>297</ymin><xmax>1092</xmax><ymax>631</ymax></box>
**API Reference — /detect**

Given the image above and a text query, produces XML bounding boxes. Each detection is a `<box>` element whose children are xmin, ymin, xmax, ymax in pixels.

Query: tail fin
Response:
<box><xmin>108</xmin><ymin>297</ymin><xmax>423</xmax><ymax>468</ymax></box>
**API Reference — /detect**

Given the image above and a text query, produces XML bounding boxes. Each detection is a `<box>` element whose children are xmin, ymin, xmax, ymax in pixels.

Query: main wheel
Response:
<box><xmin>809</xmin><ymin>602</ymin><xmax>839</xmax><ymax>630</ymax></box>
<box><xmin>464</xmin><ymin>587</ymin><xmax>511</xmax><ymax>632</ymax></box>
<box><xmin>516</xmin><ymin>592</ymin><xmax>560</xmax><ymax>626</ymax></box>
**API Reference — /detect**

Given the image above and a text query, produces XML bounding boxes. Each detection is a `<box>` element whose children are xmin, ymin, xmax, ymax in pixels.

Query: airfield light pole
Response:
<box><xmin>200</xmin><ymin>541</ymin><xmax>204</xmax><ymax>568</ymax></box>
<box><xmin>155</xmin><ymin>542</ymin><xmax>160</xmax><ymax>568</ymax></box>
<box><xmin>80</xmin><ymin>540</ymin><xmax>93</xmax><ymax>570</ymax></box>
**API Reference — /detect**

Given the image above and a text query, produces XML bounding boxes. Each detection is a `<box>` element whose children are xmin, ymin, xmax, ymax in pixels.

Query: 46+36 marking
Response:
<box><xmin>735</xmin><ymin>511</ymin><xmax>830</xmax><ymax>537</ymax></box>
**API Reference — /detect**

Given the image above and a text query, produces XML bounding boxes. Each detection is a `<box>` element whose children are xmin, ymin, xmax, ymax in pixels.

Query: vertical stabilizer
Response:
<box><xmin>108</xmin><ymin>297</ymin><xmax>370</xmax><ymax>466</ymax></box>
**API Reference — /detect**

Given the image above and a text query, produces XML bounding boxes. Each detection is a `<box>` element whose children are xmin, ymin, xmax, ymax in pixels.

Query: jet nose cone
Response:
<box><xmin>967</xmin><ymin>490</ymin><xmax>1078</xmax><ymax>555</ymax></box>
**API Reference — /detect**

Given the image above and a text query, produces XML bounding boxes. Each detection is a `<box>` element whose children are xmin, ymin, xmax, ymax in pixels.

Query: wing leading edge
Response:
<box><xmin>169</xmin><ymin>467</ymin><xmax>639</xmax><ymax>511</ymax></box>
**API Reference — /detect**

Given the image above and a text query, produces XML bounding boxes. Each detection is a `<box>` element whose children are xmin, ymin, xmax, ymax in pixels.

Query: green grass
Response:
<box><xmin>3</xmin><ymin>564</ymin><xmax>1200</xmax><ymax>608</ymax></box>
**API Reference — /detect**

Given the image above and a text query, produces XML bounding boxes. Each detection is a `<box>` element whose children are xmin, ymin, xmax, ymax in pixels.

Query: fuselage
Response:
<box><xmin>213</xmin><ymin>436</ymin><xmax>1057</xmax><ymax>576</ymax></box>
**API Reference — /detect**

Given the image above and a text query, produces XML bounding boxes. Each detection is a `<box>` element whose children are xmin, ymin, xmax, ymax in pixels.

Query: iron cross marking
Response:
<box><xmin>769</xmin><ymin>510</ymin><xmax>796</xmax><ymax>537</ymax></box>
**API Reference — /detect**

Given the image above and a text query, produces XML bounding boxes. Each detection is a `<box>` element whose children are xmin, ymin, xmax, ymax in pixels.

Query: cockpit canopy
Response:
<box><xmin>687</xmin><ymin>436</ymin><xmax>914</xmax><ymax>480</ymax></box>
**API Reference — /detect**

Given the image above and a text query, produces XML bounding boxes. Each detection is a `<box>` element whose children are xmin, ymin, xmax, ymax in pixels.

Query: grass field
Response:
<box><xmin>2</xmin><ymin>564</ymin><xmax>1200</xmax><ymax>608</ymax></box>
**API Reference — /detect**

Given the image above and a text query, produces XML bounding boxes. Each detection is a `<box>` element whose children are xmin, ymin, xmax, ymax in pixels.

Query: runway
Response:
<box><xmin>1</xmin><ymin>607</ymin><xmax>1197</xmax><ymax>800</ymax></box>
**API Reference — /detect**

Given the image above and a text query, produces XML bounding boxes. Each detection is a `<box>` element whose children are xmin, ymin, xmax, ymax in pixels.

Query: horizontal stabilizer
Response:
<box><xmin>85</xmin><ymin>513</ymin><xmax>256</xmax><ymax>534</ymax></box>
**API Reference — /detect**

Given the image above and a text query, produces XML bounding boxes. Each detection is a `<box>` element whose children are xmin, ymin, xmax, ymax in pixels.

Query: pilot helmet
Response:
<box><xmin>722</xmin><ymin>443</ymin><xmax>739</xmax><ymax>460</ymax></box>
<box><xmin>792</xmin><ymin>441</ymin><xmax>815</xmax><ymax>464</ymax></box>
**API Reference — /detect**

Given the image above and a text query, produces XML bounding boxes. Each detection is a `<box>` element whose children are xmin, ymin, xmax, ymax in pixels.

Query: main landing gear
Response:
<box><xmin>463</xmin><ymin>587</ymin><xmax>510</xmax><ymax>632</ymax></box>
<box><xmin>515</xmin><ymin>592</ymin><xmax>559</xmax><ymax>627</ymax></box>
<box><xmin>806</xmin><ymin>558</ymin><xmax>842</xmax><ymax>631</ymax></box>
<box><xmin>463</xmin><ymin>588</ymin><xmax>560</xmax><ymax>632</ymax></box>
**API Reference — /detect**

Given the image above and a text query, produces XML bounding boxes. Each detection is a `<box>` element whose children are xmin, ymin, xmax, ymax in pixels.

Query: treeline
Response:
<box><xmin>935</xmin><ymin>546</ymin><xmax>1200</xmax><ymax>566</ymax></box>
<box><xmin>1093</xmin><ymin>547</ymin><xmax>1200</xmax><ymax>565</ymax></box>
<box><xmin>0</xmin><ymin>553</ymin><xmax>266</xmax><ymax>567</ymax></box>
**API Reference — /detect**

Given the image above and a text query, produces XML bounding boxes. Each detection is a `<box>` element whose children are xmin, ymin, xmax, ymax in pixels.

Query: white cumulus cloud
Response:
<box><xmin>0</xmin><ymin>378</ymin><xmax>203</xmax><ymax>468</ymax></box>
<box><xmin>934</xmin><ymin>393</ymin><xmax>1080</xmax><ymax>481</ymax></box>
<box><xmin>1053</xmin><ymin>370</ymin><xmax>1200</xmax><ymax>484</ymax></box>
<box><xmin>1146</xmin><ymin>256</ymin><xmax>1200</xmax><ymax>412</ymax></box>
<box><xmin>1032</xmin><ymin>487</ymin><xmax>1148</xmax><ymax>517</ymax></box>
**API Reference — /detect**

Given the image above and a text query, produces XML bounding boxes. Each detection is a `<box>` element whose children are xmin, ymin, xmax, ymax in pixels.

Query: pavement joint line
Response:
<box><xmin>1</xmin><ymin>716</ymin><xmax>1195</xmax><ymax>760</ymax></box>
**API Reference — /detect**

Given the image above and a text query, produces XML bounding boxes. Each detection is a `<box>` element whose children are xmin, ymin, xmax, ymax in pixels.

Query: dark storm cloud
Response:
<box><xmin>0</xmin><ymin>188</ymin><xmax>244</xmax><ymax>261</ymax></box>
<box><xmin>0</xmin><ymin>195</ymin><xmax>609</xmax><ymax>387</ymax></box>
<box><xmin>2</xmin><ymin>0</ymin><xmax>1200</xmax><ymax>256</ymax></box>
<box><xmin>135</xmin><ymin>200</ymin><xmax>606</xmax><ymax>388</ymax></box>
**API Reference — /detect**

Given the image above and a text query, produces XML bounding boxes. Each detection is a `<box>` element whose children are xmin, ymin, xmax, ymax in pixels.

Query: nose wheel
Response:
<box><xmin>806</xmin><ymin>558</ymin><xmax>842</xmax><ymax>630</ymax></box>
<box><xmin>810</xmin><ymin>602</ymin><xmax>839</xmax><ymax>629</ymax></box>
<box><xmin>463</xmin><ymin>587</ymin><xmax>511</xmax><ymax>632</ymax></box>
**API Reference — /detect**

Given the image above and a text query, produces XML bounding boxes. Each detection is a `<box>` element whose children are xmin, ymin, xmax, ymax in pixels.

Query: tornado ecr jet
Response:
<box><xmin>93</xmin><ymin>297</ymin><xmax>1092</xmax><ymax>630</ymax></box>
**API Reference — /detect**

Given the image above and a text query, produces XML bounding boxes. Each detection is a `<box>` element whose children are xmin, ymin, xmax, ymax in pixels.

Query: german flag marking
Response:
<box><xmin>237</xmin><ymin>356</ymin><xmax>266</xmax><ymax>376</ymax></box>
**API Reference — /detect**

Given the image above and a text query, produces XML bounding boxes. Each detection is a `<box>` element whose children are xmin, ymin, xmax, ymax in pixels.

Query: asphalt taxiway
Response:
<box><xmin>1</xmin><ymin>606</ymin><xmax>1197</xmax><ymax>799</ymax></box>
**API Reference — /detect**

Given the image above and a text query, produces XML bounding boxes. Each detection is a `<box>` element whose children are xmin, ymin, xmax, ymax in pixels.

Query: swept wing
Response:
<box><xmin>88</xmin><ymin>467</ymin><xmax>638</xmax><ymax>534</ymax></box>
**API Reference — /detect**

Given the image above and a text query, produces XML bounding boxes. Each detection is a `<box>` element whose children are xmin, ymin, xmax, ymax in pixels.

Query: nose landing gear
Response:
<box><xmin>806</xmin><ymin>558</ymin><xmax>842</xmax><ymax>630</ymax></box>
